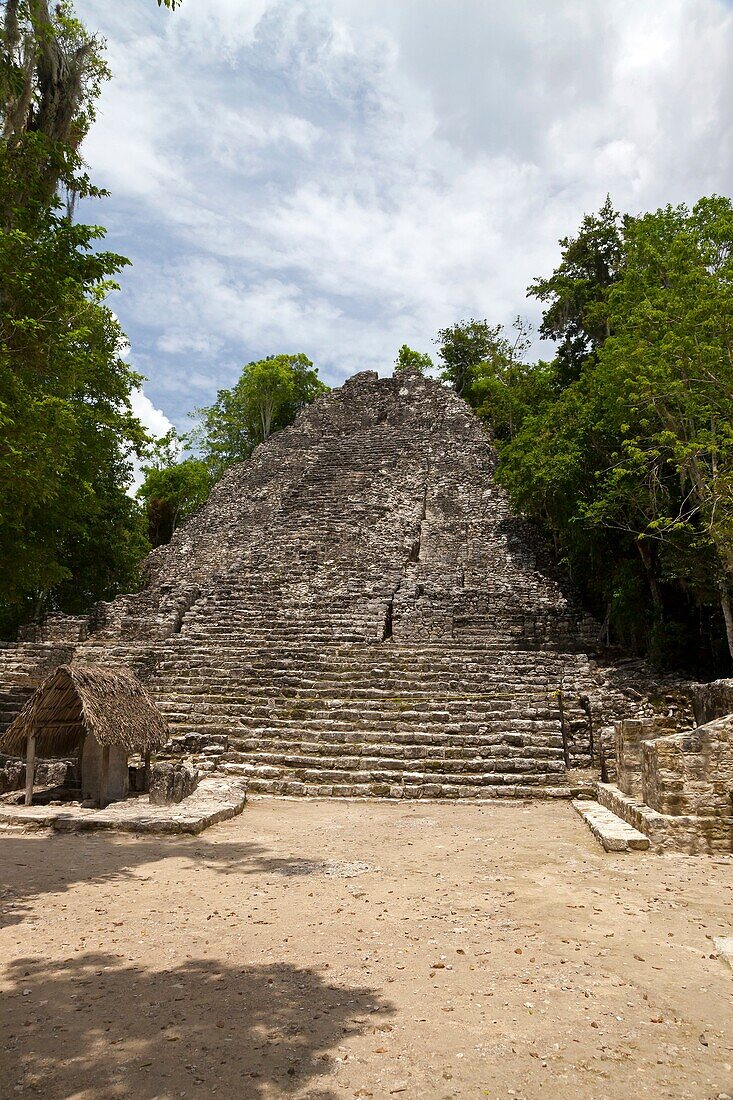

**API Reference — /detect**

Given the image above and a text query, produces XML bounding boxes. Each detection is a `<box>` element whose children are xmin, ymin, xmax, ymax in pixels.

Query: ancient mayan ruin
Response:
<box><xmin>2</xmin><ymin>368</ymin><xmax>707</xmax><ymax>810</ymax></box>
<box><xmin>3</xmin><ymin>367</ymin><xmax>733</xmax><ymax>1098</ymax></box>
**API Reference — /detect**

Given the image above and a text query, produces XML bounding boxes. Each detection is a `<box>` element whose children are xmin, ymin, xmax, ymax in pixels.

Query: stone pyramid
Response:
<box><xmin>0</xmin><ymin>370</ymin><xmax>666</xmax><ymax>798</ymax></box>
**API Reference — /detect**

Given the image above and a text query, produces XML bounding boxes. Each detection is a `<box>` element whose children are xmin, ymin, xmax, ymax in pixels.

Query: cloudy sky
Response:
<box><xmin>74</xmin><ymin>0</ymin><xmax>733</xmax><ymax>438</ymax></box>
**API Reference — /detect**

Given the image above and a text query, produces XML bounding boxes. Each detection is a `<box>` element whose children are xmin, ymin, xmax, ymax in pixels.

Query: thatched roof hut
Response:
<box><xmin>0</xmin><ymin>666</ymin><xmax>168</xmax><ymax>799</ymax></box>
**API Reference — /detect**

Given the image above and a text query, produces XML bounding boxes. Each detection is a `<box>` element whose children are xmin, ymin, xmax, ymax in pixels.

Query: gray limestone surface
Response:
<box><xmin>149</xmin><ymin>760</ymin><xmax>199</xmax><ymax>805</ymax></box>
<box><xmin>572</xmin><ymin>798</ymin><xmax>650</xmax><ymax>852</ymax></box>
<box><xmin>0</xmin><ymin>371</ymin><xmax>691</xmax><ymax>799</ymax></box>
<box><xmin>0</xmin><ymin>776</ymin><xmax>246</xmax><ymax>834</ymax></box>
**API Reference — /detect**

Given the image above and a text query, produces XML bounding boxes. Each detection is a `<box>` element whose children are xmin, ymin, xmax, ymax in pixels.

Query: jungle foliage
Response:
<box><xmin>394</xmin><ymin>344</ymin><xmax>433</xmax><ymax>375</ymax></box>
<box><xmin>189</xmin><ymin>353</ymin><xmax>329</xmax><ymax>478</ymax></box>
<box><xmin>449</xmin><ymin>196</ymin><xmax>733</xmax><ymax>673</ymax></box>
<box><xmin>135</xmin><ymin>354</ymin><xmax>329</xmax><ymax>546</ymax></box>
<box><xmin>0</xmin><ymin>1</ymin><xmax>152</xmax><ymax>636</ymax></box>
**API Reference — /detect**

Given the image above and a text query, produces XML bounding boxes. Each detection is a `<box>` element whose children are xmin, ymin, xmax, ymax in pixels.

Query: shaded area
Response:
<box><xmin>1</xmin><ymin>952</ymin><xmax>393</xmax><ymax>1099</ymax></box>
<box><xmin>0</xmin><ymin>835</ymin><xmax>358</xmax><ymax>929</ymax></box>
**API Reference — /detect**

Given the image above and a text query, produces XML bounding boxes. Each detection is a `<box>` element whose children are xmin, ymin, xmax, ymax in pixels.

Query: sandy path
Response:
<box><xmin>1</xmin><ymin>797</ymin><xmax>732</xmax><ymax>1100</ymax></box>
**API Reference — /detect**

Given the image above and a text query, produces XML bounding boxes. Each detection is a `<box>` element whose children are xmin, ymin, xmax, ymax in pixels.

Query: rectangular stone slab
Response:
<box><xmin>0</xmin><ymin>776</ymin><xmax>246</xmax><ymax>835</ymax></box>
<box><xmin>572</xmin><ymin>798</ymin><xmax>650</xmax><ymax>852</ymax></box>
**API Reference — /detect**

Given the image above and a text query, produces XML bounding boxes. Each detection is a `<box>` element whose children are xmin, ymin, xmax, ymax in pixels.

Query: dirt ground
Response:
<box><xmin>1</xmin><ymin>797</ymin><xmax>732</xmax><ymax>1100</ymax></box>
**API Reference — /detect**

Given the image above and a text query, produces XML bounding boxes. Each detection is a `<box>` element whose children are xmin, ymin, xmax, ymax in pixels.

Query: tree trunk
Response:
<box><xmin>718</xmin><ymin>583</ymin><xmax>733</xmax><ymax>663</ymax></box>
<box><xmin>636</xmin><ymin>539</ymin><xmax>663</xmax><ymax>613</ymax></box>
<box><xmin>25</xmin><ymin>732</ymin><xmax>36</xmax><ymax>806</ymax></box>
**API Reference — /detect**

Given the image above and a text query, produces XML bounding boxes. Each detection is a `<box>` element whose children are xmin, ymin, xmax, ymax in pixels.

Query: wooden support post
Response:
<box><xmin>144</xmin><ymin>751</ymin><xmax>151</xmax><ymax>793</ymax></box>
<box><xmin>100</xmin><ymin>745</ymin><xmax>110</xmax><ymax>808</ymax></box>
<box><xmin>24</xmin><ymin>732</ymin><xmax>36</xmax><ymax>806</ymax></box>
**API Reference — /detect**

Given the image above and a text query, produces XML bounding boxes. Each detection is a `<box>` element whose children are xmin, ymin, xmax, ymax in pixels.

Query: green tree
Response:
<box><xmin>0</xmin><ymin>156</ymin><xmax>149</xmax><ymax>627</ymax></box>
<box><xmin>588</xmin><ymin>197</ymin><xmax>733</xmax><ymax>657</ymax></box>
<box><xmin>0</xmin><ymin>1</ymin><xmax>150</xmax><ymax>634</ymax></box>
<box><xmin>193</xmin><ymin>354</ymin><xmax>328</xmax><ymax>477</ymax></box>
<box><xmin>137</xmin><ymin>433</ymin><xmax>212</xmax><ymax>547</ymax></box>
<box><xmin>1</xmin><ymin>1</ymin><xmax>110</xmax><ymax>205</ymax></box>
<box><xmin>436</xmin><ymin>318</ymin><xmax>511</xmax><ymax>398</ymax></box>
<box><xmin>528</xmin><ymin>196</ymin><xmax>623</xmax><ymax>386</ymax></box>
<box><xmin>458</xmin><ymin>317</ymin><xmax>535</xmax><ymax>441</ymax></box>
<box><xmin>495</xmin><ymin>196</ymin><xmax>733</xmax><ymax>669</ymax></box>
<box><xmin>394</xmin><ymin>344</ymin><xmax>433</xmax><ymax>375</ymax></box>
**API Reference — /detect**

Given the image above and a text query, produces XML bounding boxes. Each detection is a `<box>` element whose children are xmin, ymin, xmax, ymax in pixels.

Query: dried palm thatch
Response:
<box><xmin>0</xmin><ymin>665</ymin><xmax>168</xmax><ymax>758</ymax></box>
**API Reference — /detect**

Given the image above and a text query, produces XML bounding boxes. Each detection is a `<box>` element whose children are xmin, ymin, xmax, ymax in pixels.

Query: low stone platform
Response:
<box><xmin>597</xmin><ymin>782</ymin><xmax>732</xmax><ymax>855</ymax></box>
<box><xmin>572</xmin><ymin>798</ymin><xmax>650</xmax><ymax>852</ymax></box>
<box><xmin>0</xmin><ymin>776</ymin><xmax>247</xmax><ymax>835</ymax></box>
<box><xmin>228</xmin><ymin>767</ymin><xmax>597</xmax><ymax>801</ymax></box>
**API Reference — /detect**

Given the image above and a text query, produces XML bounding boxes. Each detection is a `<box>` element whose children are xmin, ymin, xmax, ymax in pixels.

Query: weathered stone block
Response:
<box><xmin>35</xmin><ymin>761</ymin><xmax>71</xmax><ymax>787</ymax></box>
<box><xmin>641</xmin><ymin>716</ymin><xmax>733</xmax><ymax>821</ymax></box>
<box><xmin>690</xmin><ymin>678</ymin><xmax>733</xmax><ymax>725</ymax></box>
<box><xmin>615</xmin><ymin>717</ymin><xmax>677</xmax><ymax>797</ymax></box>
<box><xmin>150</xmin><ymin>760</ymin><xmax>199</xmax><ymax>805</ymax></box>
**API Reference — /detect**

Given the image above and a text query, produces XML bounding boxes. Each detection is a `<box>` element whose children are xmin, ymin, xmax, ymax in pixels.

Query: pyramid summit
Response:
<box><xmin>0</xmin><ymin>369</ymin><xmax>673</xmax><ymax>798</ymax></box>
<box><xmin>123</xmin><ymin>368</ymin><xmax>595</xmax><ymax>647</ymax></box>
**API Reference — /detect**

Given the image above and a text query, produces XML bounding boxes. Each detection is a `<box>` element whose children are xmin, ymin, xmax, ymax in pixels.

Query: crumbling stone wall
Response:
<box><xmin>615</xmin><ymin>716</ymin><xmax>680</xmax><ymax>797</ymax></box>
<box><xmin>0</xmin><ymin>755</ymin><xmax>75</xmax><ymax>795</ymax></box>
<box><xmin>600</xmin><ymin>712</ymin><xmax>733</xmax><ymax>853</ymax></box>
<box><xmin>641</xmin><ymin>717</ymin><xmax>733</xmax><ymax>819</ymax></box>
<box><xmin>690</xmin><ymin>679</ymin><xmax>733</xmax><ymax>726</ymax></box>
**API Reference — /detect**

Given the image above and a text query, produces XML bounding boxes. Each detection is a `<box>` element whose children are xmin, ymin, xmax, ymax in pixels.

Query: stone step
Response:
<box><xmin>156</xmin><ymin>659</ymin><xmax>578</xmax><ymax>677</ymax></box>
<box><xmin>155</xmin><ymin>640</ymin><xmax>580</xmax><ymax>659</ymax></box>
<box><xmin>154</xmin><ymin>650</ymin><xmax>566</xmax><ymax>665</ymax></box>
<box><xmin>152</xmin><ymin>660</ymin><xmax>566</xmax><ymax>676</ymax></box>
<box><xmin>147</xmin><ymin>678</ymin><xmax>566</xmax><ymax>695</ymax></box>
<box><xmin>244</xmin><ymin>776</ymin><xmax>577</xmax><ymax>800</ymax></box>
<box><xmin>153</xmin><ymin>648</ymin><xmax>574</xmax><ymax>666</ymax></box>
<box><xmin>153</xmin><ymin>681</ymin><xmax>562</xmax><ymax>698</ymax></box>
<box><xmin>221</xmin><ymin>761</ymin><xmax>563</xmax><ymax>786</ymax></box>
<box><xmin>221</xmin><ymin>747</ymin><xmax>564</xmax><ymax>772</ymax></box>
<box><xmin>572</xmin><ymin>800</ymin><xmax>650</xmax><ymax>852</ymax></box>
<box><xmin>223</xmin><ymin>731</ymin><xmax>560</xmax><ymax>752</ymax></box>
<box><xmin>164</xmin><ymin>716</ymin><xmax>564</xmax><ymax>740</ymax></box>
<box><xmin>156</xmin><ymin>700</ymin><xmax>562</xmax><ymax>723</ymax></box>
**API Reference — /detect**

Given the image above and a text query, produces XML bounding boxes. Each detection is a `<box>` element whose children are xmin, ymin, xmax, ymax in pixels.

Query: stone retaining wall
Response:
<box><xmin>597</xmin><ymin>712</ymin><xmax>733</xmax><ymax>853</ymax></box>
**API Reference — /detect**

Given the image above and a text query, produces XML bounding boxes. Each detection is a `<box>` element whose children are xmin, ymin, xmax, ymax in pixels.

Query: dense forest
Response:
<box><xmin>1</xmin><ymin>2</ymin><xmax>732</xmax><ymax>675</ymax></box>
<box><xmin>438</xmin><ymin>195</ymin><xmax>733</xmax><ymax>675</ymax></box>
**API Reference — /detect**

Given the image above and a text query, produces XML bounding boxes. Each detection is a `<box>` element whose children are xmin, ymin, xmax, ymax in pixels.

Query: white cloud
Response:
<box><xmin>130</xmin><ymin>386</ymin><xmax>175</xmax><ymax>440</ymax></box>
<box><xmin>75</xmin><ymin>0</ymin><xmax>733</xmax><ymax>421</ymax></box>
<box><xmin>127</xmin><ymin>386</ymin><xmax>176</xmax><ymax>493</ymax></box>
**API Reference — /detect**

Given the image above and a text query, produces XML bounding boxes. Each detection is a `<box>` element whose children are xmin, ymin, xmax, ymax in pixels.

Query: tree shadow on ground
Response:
<box><xmin>2</xmin><ymin>951</ymin><xmax>393</xmax><ymax>1099</ymax></box>
<box><xmin>0</xmin><ymin>834</ymin><xmax>362</xmax><ymax>930</ymax></box>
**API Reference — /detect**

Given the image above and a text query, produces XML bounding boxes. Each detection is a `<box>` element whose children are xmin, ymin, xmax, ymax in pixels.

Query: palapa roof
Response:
<box><xmin>0</xmin><ymin>664</ymin><xmax>168</xmax><ymax>758</ymax></box>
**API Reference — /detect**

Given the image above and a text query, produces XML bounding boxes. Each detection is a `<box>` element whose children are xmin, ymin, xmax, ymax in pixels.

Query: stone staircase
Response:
<box><xmin>0</xmin><ymin>641</ymin><xmax>78</xmax><ymax>732</ymax></box>
<box><xmin>0</xmin><ymin>370</ymin><xmax>672</xmax><ymax>800</ymax></box>
<box><xmin>138</xmin><ymin>633</ymin><xmax>588</xmax><ymax>797</ymax></box>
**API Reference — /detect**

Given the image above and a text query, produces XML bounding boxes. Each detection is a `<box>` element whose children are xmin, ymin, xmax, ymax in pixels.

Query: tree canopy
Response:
<box><xmin>0</xmin><ymin>1</ymin><xmax>149</xmax><ymax>634</ymax></box>
<box><xmin>394</xmin><ymin>344</ymin><xmax>433</xmax><ymax>375</ymax></box>
<box><xmin>471</xmin><ymin>196</ymin><xmax>733</xmax><ymax>671</ymax></box>
<box><xmin>528</xmin><ymin>195</ymin><xmax>623</xmax><ymax>386</ymax></box>
<box><xmin>191</xmin><ymin>354</ymin><xmax>329</xmax><ymax>478</ymax></box>
<box><xmin>137</xmin><ymin>454</ymin><xmax>211</xmax><ymax>549</ymax></box>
